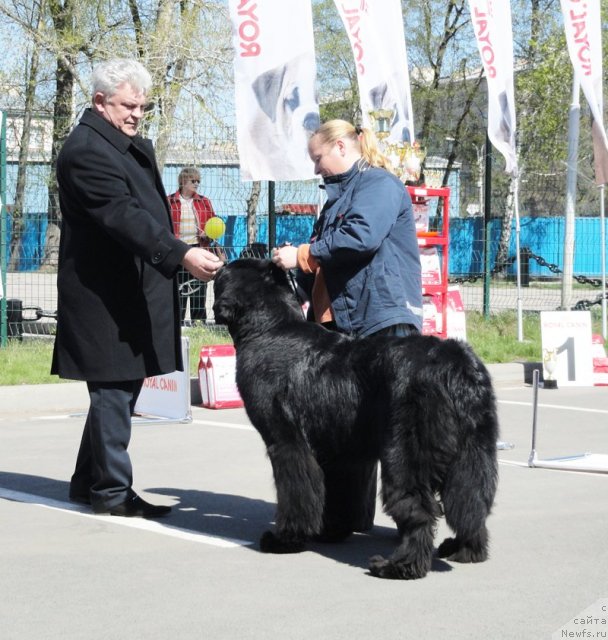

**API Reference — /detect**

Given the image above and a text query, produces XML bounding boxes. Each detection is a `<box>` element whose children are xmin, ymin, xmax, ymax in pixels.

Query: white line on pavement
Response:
<box><xmin>0</xmin><ymin>488</ymin><xmax>254</xmax><ymax>548</ymax></box>
<box><xmin>498</xmin><ymin>400</ymin><xmax>608</xmax><ymax>415</ymax></box>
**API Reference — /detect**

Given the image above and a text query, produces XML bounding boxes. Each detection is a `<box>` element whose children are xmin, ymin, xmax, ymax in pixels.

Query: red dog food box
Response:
<box><xmin>592</xmin><ymin>334</ymin><xmax>608</xmax><ymax>386</ymax></box>
<box><xmin>198</xmin><ymin>344</ymin><xmax>244</xmax><ymax>409</ymax></box>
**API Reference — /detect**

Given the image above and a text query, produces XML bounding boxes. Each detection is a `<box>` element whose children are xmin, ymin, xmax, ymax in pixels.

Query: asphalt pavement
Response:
<box><xmin>0</xmin><ymin>363</ymin><xmax>607</xmax><ymax>639</ymax></box>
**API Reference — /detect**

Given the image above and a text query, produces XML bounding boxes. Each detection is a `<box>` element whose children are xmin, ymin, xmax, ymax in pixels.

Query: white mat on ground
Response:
<box><xmin>528</xmin><ymin>369</ymin><xmax>608</xmax><ymax>474</ymax></box>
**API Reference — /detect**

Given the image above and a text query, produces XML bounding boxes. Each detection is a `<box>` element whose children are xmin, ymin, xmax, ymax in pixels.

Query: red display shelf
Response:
<box><xmin>408</xmin><ymin>185</ymin><xmax>450</xmax><ymax>339</ymax></box>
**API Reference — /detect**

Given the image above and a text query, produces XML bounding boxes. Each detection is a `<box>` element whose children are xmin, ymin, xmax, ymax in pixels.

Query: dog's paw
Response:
<box><xmin>259</xmin><ymin>530</ymin><xmax>306</xmax><ymax>554</ymax></box>
<box><xmin>437</xmin><ymin>537</ymin><xmax>488</xmax><ymax>563</ymax></box>
<box><xmin>368</xmin><ymin>554</ymin><xmax>429</xmax><ymax>580</ymax></box>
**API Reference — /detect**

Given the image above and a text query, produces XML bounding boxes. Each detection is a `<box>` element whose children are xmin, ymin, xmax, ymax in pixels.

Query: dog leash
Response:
<box><xmin>179</xmin><ymin>278</ymin><xmax>204</xmax><ymax>296</ymax></box>
<box><xmin>285</xmin><ymin>270</ymin><xmax>308</xmax><ymax>320</ymax></box>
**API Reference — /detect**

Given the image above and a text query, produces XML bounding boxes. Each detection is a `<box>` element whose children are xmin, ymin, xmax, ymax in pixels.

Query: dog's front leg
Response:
<box><xmin>260</xmin><ymin>442</ymin><xmax>325</xmax><ymax>554</ymax></box>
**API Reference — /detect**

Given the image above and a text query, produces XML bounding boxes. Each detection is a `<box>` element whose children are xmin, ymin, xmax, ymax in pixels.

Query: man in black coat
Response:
<box><xmin>51</xmin><ymin>58</ymin><xmax>222</xmax><ymax>518</ymax></box>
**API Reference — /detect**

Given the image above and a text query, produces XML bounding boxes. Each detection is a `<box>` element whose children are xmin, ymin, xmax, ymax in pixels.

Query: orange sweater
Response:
<box><xmin>296</xmin><ymin>244</ymin><xmax>334</xmax><ymax>324</ymax></box>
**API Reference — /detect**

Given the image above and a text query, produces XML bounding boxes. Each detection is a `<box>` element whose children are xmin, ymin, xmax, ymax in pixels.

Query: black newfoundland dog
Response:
<box><xmin>213</xmin><ymin>259</ymin><xmax>498</xmax><ymax>580</ymax></box>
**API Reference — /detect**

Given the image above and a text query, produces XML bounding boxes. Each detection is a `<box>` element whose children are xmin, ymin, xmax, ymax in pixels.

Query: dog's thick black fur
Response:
<box><xmin>213</xmin><ymin>259</ymin><xmax>499</xmax><ymax>580</ymax></box>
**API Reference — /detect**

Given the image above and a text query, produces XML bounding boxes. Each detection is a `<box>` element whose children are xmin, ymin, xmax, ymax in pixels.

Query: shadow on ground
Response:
<box><xmin>1</xmin><ymin>471</ymin><xmax>453</xmax><ymax>575</ymax></box>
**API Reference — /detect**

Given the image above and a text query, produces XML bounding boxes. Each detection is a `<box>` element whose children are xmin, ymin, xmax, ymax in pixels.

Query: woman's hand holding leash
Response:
<box><xmin>271</xmin><ymin>243</ymin><xmax>298</xmax><ymax>270</ymax></box>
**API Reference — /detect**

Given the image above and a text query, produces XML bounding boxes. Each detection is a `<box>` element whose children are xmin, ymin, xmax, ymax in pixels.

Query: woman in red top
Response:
<box><xmin>168</xmin><ymin>167</ymin><xmax>217</xmax><ymax>323</ymax></box>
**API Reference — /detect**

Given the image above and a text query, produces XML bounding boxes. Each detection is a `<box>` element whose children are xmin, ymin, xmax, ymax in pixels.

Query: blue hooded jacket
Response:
<box><xmin>303</xmin><ymin>160</ymin><xmax>423</xmax><ymax>337</ymax></box>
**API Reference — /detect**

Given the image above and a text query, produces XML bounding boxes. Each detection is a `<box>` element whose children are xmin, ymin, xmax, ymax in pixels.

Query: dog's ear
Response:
<box><xmin>252</xmin><ymin>64</ymin><xmax>287</xmax><ymax>121</ymax></box>
<box><xmin>212</xmin><ymin>270</ymin><xmax>242</xmax><ymax>326</ymax></box>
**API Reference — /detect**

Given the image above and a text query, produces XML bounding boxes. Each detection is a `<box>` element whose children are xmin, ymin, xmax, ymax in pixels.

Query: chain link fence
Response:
<box><xmin>1</xmin><ymin>120</ymin><xmax>607</xmax><ymax>342</ymax></box>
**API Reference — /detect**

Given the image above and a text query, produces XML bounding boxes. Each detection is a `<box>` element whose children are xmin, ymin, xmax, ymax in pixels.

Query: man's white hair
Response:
<box><xmin>91</xmin><ymin>58</ymin><xmax>152</xmax><ymax>100</ymax></box>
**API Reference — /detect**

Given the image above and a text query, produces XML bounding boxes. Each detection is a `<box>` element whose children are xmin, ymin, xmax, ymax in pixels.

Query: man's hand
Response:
<box><xmin>182</xmin><ymin>247</ymin><xmax>223</xmax><ymax>282</ymax></box>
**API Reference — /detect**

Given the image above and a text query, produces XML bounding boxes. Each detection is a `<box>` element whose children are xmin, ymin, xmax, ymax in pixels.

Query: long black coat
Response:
<box><xmin>51</xmin><ymin>109</ymin><xmax>188</xmax><ymax>381</ymax></box>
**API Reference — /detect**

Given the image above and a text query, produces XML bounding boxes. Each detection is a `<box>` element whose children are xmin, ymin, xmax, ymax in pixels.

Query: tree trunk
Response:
<box><xmin>8</xmin><ymin>36</ymin><xmax>41</xmax><ymax>270</ymax></box>
<box><xmin>495</xmin><ymin>177</ymin><xmax>517</xmax><ymax>273</ymax></box>
<box><xmin>48</xmin><ymin>55</ymin><xmax>74</xmax><ymax>227</ymax></box>
<box><xmin>246</xmin><ymin>181</ymin><xmax>261</xmax><ymax>246</ymax></box>
<box><xmin>48</xmin><ymin>0</ymin><xmax>77</xmax><ymax>229</ymax></box>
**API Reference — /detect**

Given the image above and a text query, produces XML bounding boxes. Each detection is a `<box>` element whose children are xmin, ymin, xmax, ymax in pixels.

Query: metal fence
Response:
<box><xmin>1</xmin><ymin>120</ymin><xmax>607</xmax><ymax>342</ymax></box>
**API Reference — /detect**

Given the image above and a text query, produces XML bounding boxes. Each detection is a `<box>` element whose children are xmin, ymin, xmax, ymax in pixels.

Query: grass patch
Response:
<box><xmin>0</xmin><ymin>326</ymin><xmax>232</xmax><ymax>386</ymax></box>
<box><xmin>0</xmin><ymin>311</ymin><xmax>605</xmax><ymax>386</ymax></box>
<box><xmin>0</xmin><ymin>338</ymin><xmax>60</xmax><ymax>386</ymax></box>
<box><xmin>465</xmin><ymin>311</ymin><xmax>542</xmax><ymax>363</ymax></box>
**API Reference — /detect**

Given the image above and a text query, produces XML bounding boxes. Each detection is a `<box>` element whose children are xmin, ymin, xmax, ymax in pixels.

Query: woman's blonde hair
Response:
<box><xmin>312</xmin><ymin>119</ymin><xmax>394</xmax><ymax>173</ymax></box>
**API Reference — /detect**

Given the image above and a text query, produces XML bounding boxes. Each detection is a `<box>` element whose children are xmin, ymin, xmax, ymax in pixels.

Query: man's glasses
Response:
<box><xmin>189</xmin><ymin>179</ymin><xmax>200</xmax><ymax>184</ymax></box>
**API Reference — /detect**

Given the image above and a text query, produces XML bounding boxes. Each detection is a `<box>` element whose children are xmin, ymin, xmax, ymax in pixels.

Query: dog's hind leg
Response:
<box><xmin>436</xmin><ymin>442</ymin><xmax>498</xmax><ymax>563</ymax></box>
<box><xmin>369</xmin><ymin>470</ymin><xmax>441</xmax><ymax>580</ymax></box>
<box><xmin>260</xmin><ymin>442</ymin><xmax>325</xmax><ymax>554</ymax></box>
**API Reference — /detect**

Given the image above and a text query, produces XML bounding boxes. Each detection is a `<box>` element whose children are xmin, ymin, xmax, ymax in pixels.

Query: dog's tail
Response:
<box><xmin>434</xmin><ymin>340</ymin><xmax>499</xmax><ymax>555</ymax></box>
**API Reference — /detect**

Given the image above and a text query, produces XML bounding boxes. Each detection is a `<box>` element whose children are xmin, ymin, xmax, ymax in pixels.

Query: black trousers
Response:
<box><xmin>70</xmin><ymin>379</ymin><xmax>144</xmax><ymax>511</ymax></box>
<box><xmin>320</xmin><ymin>321</ymin><xmax>419</xmax><ymax>533</ymax></box>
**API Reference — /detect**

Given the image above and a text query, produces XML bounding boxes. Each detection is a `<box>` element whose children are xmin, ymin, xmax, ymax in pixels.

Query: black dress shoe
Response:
<box><xmin>99</xmin><ymin>495</ymin><xmax>171</xmax><ymax>518</ymax></box>
<box><xmin>69</xmin><ymin>493</ymin><xmax>91</xmax><ymax>506</ymax></box>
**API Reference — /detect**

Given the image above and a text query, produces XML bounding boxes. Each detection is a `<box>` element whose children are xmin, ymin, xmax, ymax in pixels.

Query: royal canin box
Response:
<box><xmin>198</xmin><ymin>344</ymin><xmax>244</xmax><ymax>409</ymax></box>
<box><xmin>592</xmin><ymin>334</ymin><xmax>608</xmax><ymax>386</ymax></box>
<box><xmin>422</xmin><ymin>287</ymin><xmax>467</xmax><ymax>341</ymax></box>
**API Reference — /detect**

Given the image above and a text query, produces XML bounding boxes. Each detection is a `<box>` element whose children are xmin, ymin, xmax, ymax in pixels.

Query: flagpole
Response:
<box><xmin>601</xmin><ymin>183</ymin><xmax>607</xmax><ymax>339</ymax></box>
<box><xmin>513</xmin><ymin>176</ymin><xmax>523</xmax><ymax>341</ymax></box>
<box><xmin>562</xmin><ymin>73</ymin><xmax>580</xmax><ymax>310</ymax></box>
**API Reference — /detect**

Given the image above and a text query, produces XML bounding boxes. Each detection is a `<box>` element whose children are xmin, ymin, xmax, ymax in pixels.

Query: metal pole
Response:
<box><xmin>528</xmin><ymin>368</ymin><xmax>540</xmax><ymax>467</ymax></box>
<box><xmin>483</xmin><ymin>130</ymin><xmax>492</xmax><ymax>319</ymax></box>
<box><xmin>513</xmin><ymin>178</ymin><xmax>523</xmax><ymax>341</ymax></box>
<box><xmin>600</xmin><ymin>183</ymin><xmax>607</xmax><ymax>339</ymax></box>
<box><xmin>562</xmin><ymin>74</ymin><xmax>580</xmax><ymax>310</ymax></box>
<box><xmin>268</xmin><ymin>180</ymin><xmax>276</xmax><ymax>252</ymax></box>
<box><xmin>0</xmin><ymin>109</ymin><xmax>7</xmax><ymax>347</ymax></box>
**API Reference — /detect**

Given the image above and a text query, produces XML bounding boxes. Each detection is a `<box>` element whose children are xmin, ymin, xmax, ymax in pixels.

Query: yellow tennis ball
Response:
<box><xmin>204</xmin><ymin>217</ymin><xmax>225</xmax><ymax>240</ymax></box>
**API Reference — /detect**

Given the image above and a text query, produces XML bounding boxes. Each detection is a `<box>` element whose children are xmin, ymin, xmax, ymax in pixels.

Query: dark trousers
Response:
<box><xmin>320</xmin><ymin>321</ymin><xmax>419</xmax><ymax>533</ymax></box>
<box><xmin>70</xmin><ymin>379</ymin><xmax>144</xmax><ymax>511</ymax></box>
<box><xmin>177</xmin><ymin>264</ymin><xmax>207</xmax><ymax>323</ymax></box>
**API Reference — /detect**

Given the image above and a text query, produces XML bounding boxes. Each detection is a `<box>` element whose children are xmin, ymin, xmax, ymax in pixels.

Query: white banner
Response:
<box><xmin>560</xmin><ymin>0</ymin><xmax>608</xmax><ymax>185</ymax></box>
<box><xmin>228</xmin><ymin>0</ymin><xmax>319</xmax><ymax>181</ymax></box>
<box><xmin>468</xmin><ymin>0</ymin><xmax>518</xmax><ymax>176</ymax></box>
<box><xmin>334</xmin><ymin>0</ymin><xmax>414</xmax><ymax>144</ymax></box>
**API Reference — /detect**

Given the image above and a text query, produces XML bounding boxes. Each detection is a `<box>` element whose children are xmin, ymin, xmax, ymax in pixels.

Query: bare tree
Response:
<box><xmin>8</xmin><ymin>5</ymin><xmax>42</xmax><ymax>270</ymax></box>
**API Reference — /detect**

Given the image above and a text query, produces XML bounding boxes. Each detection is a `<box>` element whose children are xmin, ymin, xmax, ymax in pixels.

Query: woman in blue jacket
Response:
<box><xmin>271</xmin><ymin>119</ymin><xmax>423</xmax><ymax>537</ymax></box>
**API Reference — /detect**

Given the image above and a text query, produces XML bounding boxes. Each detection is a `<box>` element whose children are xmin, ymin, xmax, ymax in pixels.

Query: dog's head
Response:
<box><xmin>252</xmin><ymin>52</ymin><xmax>320</xmax><ymax>145</ymax></box>
<box><xmin>213</xmin><ymin>259</ymin><xmax>302</xmax><ymax>336</ymax></box>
